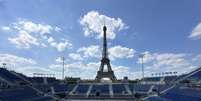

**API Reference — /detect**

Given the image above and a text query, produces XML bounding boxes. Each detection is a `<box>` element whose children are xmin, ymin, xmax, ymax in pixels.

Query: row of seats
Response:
<box><xmin>129</xmin><ymin>84</ymin><xmax>152</xmax><ymax>93</ymax></box>
<box><xmin>91</xmin><ymin>84</ymin><xmax>109</xmax><ymax>94</ymax></box>
<box><xmin>0</xmin><ymin>86</ymin><xmax>40</xmax><ymax>101</ymax></box>
<box><xmin>0</xmin><ymin>68</ymin><xmax>24</xmax><ymax>84</ymax></box>
<box><xmin>34</xmin><ymin>84</ymin><xmax>76</xmax><ymax>94</ymax></box>
<box><xmin>73</xmin><ymin>84</ymin><xmax>153</xmax><ymax>95</ymax></box>
<box><xmin>144</xmin><ymin>77</ymin><xmax>161</xmax><ymax>82</ymax></box>
<box><xmin>29</xmin><ymin>77</ymin><xmax>59</xmax><ymax>84</ymax></box>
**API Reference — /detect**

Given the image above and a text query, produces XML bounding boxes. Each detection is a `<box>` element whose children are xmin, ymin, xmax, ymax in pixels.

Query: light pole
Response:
<box><xmin>61</xmin><ymin>57</ymin><xmax>65</xmax><ymax>80</ymax></box>
<box><xmin>139</xmin><ymin>54</ymin><xmax>145</xmax><ymax>80</ymax></box>
<box><xmin>2</xmin><ymin>63</ymin><xmax>6</xmax><ymax>69</ymax></box>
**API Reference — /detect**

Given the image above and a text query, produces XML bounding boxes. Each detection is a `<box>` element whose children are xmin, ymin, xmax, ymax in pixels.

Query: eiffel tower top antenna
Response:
<box><xmin>102</xmin><ymin>19</ymin><xmax>108</xmax><ymax>59</ymax></box>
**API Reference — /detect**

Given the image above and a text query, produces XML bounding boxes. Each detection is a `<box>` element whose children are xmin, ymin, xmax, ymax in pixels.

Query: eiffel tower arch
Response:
<box><xmin>95</xmin><ymin>26</ymin><xmax>117</xmax><ymax>81</ymax></box>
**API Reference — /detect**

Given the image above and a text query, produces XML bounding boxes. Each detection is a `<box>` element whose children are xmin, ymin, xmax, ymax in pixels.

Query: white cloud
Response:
<box><xmin>13</xmin><ymin>20</ymin><xmax>53</xmax><ymax>35</ymax></box>
<box><xmin>80</xmin><ymin>11</ymin><xmax>127</xmax><ymax>39</ymax></box>
<box><xmin>47</xmin><ymin>37</ymin><xmax>55</xmax><ymax>43</ymax></box>
<box><xmin>56</xmin><ymin>41</ymin><xmax>72</xmax><ymax>52</ymax></box>
<box><xmin>1</xmin><ymin>26</ymin><xmax>10</xmax><ymax>31</ymax></box>
<box><xmin>55</xmin><ymin>27</ymin><xmax>61</xmax><ymax>32</ymax></box>
<box><xmin>77</xmin><ymin>45</ymin><xmax>101</xmax><ymax>58</ymax></box>
<box><xmin>8</xmin><ymin>30</ymin><xmax>39</xmax><ymax>49</ymax></box>
<box><xmin>137</xmin><ymin>52</ymin><xmax>196</xmax><ymax>74</ymax></box>
<box><xmin>76</xmin><ymin>45</ymin><xmax>135</xmax><ymax>60</ymax></box>
<box><xmin>50</xmin><ymin>39</ymin><xmax>72</xmax><ymax>52</ymax></box>
<box><xmin>152</xmin><ymin>53</ymin><xmax>190</xmax><ymax>73</ymax></box>
<box><xmin>0</xmin><ymin>53</ymin><xmax>36</xmax><ymax>68</ymax></box>
<box><xmin>0</xmin><ymin>53</ymin><xmax>65</xmax><ymax>78</ymax></box>
<box><xmin>189</xmin><ymin>22</ymin><xmax>201</xmax><ymax>39</ymax></box>
<box><xmin>4</xmin><ymin>19</ymin><xmax>72</xmax><ymax>51</ymax></box>
<box><xmin>68</xmin><ymin>53</ymin><xmax>83</xmax><ymax>61</ymax></box>
<box><xmin>108</xmin><ymin>45</ymin><xmax>135</xmax><ymax>60</ymax></box>
<box><xmin>47</xmin><ymin>37</ymin><xmax>72</xmax><ymax>52</ymax></box>
<box><xmin>137</xmin><ymin>51</ymin><xmax>155</xmax><ymax>64</ymax></box>
<box><xmin>55</xmin><ymin>57</ymin><xmax>63</xmax><ymax>63</ymax></box>
<box><xmin>7</xmin><ymin>19</ymin><xmax>54</xmax><ymax>49</ymax></box>
<box><xmin>49</xmin><ymin>61</ymin><xmax>99</xmax><ymax>79</ymax></box>
<box><xmin>192</xmin><ymin>54</ymin><xmax>201</xmax><ymax>61</ymax></box>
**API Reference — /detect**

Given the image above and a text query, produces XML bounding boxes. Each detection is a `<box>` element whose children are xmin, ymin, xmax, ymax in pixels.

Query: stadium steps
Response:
<box><xmin>11</xmin><ymin>70</ymin><xmax>59</xmax><ymax>100</ymax></box>
<box><xmin>0</xmin><ymin>68</ymin><xmax>23</xmax><ymax>84</ymax></box>
<box><xmin>148</xmin><ymin>85</ymin><xmax>154</xmax><ymax>93</ymax></box>
<box><xmin>161</xmin><ymin>86</ymin><xmax>201</xmax><ymax>101</ymax></box>
<box><xmin>160</xmin><ymin>77</ymin><xmax>165</xmax><ymax>83</ymax></box>
<box><xmin>109</xmin><ymin>83</ymin><xmax>113</xmax><ymax>98</ymax></box>
<box><xmin>143</xmin><ymin>95</ymin><xmax>170</xmax><ymax>101</ymax></box>
<box><xmin>156</xmin><ymin>67</ymin><xmax>201</xmax><ymax>96</ymax></box>
<box><xmin>50</xmin><ymin>86</ymin><xmax>55</xmax><ymax>94</ymax></box>
<box><xmin>0</xmin><ymin>76</ymin><xmax>13</xmax><ymax>86</ymax></box>
<box><xmin>175</xmin><ymin>67</ymin><xmax>201</xmax><ymax>83</ymax></box>
<box><xmin>155</xmin><ymin>67</ymin><xmax>201</xmax><ymax>96</ymax></box>
<box><xmin>43</xmin><ymin>77</ymin><xmax>48</xmax><ymax>84</ymax></box>
<box><xmin>70</xmin><ymin>84</ymin><xmax>78</xmax><ymax>95</ymax></box>
<box><xmin>86</xmin><ymin>84</ymin><xmax>93</xmax><ymax>97</ymax></box>
<box><xmin>0</xmin><ymin>68</ymin><xmax>58</xmax><ymax>100</ymax></box>
<box><xmin>143</xmin><ymin>85</ymin><xmax>176</xmax><ymax>100</ymax></box>
<box><xmin>10</xmin><ymin>71</ymin><xmax>32</xmax><ymax>84</ymax></box>
<box><xmin>124</xmin><ymin>84</ymin><xmax>132</xmax><ymax>95</ymax></box>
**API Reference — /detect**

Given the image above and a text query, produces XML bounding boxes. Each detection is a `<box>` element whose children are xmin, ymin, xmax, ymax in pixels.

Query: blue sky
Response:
<box><xmin>0</xmin><ymin>0</ymin><xmax>201</xmax><ymax>79</ymax></box>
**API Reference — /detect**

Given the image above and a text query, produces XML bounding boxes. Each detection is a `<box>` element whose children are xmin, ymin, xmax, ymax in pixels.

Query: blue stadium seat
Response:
<box><xmin>131</xmin><ymin>84</ymin><xmax>152</xmax><ymax>93</ymax></box>
<box><xmin>53</xmin><ymin>84</ymin><xmax>68</xmax><ymax>93</ymax></box>
<box><xmin>145</xmin><ymin>96</ymin><xmax>167</xmax><ymax>101</ymax></box>
<box><xmin>91</xmin><ymin>84</ymin><xmax>109</xmax><ymax>94</ymax></box>
<box><xmin>0</xmin><ymin>86</ymin><xmax>40</xmax><ymax>101</ymax></box>
<box><xmin>112</xmin><ymin>84</ymin><xmax>127</xmax><ymax>94</ymax></box>
<box><xmin>0</xmin><ymin>68</ymin><xmax>24</xmax><ymax>84</ymax></box>
<box><xmin>31</xmin><ymin>96</ymin><xmax>54</xmax><ymax>101</ymax></box>
<box><xmin>162</xmin><ymin>86</ymin><xmax>201</xmax><ymax>101</ymax></box>
<box><xmin>153</xmin><ymin>84</ymin><xmax>171</xmax><ymax>92</ymax></box>
<box><xmin>75</xmin><ymin>84</ymin><xmax>89</xmax><ymax>94</ymax></box>
<box><xmin>144</xmin><ymin>77</ymin><xmax>161</xmax><ymax>82</ymax></box>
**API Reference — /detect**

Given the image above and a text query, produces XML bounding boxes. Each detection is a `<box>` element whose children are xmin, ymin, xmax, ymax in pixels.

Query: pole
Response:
<box><xmin>142</xmin><ymin>55</ymin><xmax>144</xmax><ymax>79</ymax></box>
<box><xmin>62</xmin><ymin>57</ymin><xmax>65</xmax><ymax>80</ymax></box>
<box><xmin>3</xmin><ymin>63</ymin><xmax>6</xmax><ymax>69</ymax></box>
<box><xmin>139</xmin><ymin>54</ymin><xmax>145</xmax><ymax>80</ymax></box>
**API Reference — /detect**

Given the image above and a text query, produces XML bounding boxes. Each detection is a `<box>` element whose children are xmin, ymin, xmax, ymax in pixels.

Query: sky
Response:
<box><xmin>0</xmin><ymin>0</ymin><xmax>201</xmax><ymax>79</ymax></box>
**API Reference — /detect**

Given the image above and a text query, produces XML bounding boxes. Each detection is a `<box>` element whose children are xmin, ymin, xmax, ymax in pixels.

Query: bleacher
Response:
<box><xmin>161</xmin><ymin>86</ymin><xmax>201</xmax><ymax>101</ymax></box>
<box><xmin>34</xmin><ymin>84</ymin><xmax>52</xmax><ymax>93</ymax></box>
<box><xmin>143</xmin><ymin>77</ymin><xmax>161</xmax><ymax>82</ymax></box>
<box><xmin>90</xmin><ymin>84</ymin><xmax>110</xmax><ymax>97</ymax></box>
<box><xmin>130</xmin><ymin>84</ymin><xmax>152</xmax><ymax>93</ymax></box>
<box><xmin>152</xmin><ymin>84</ymin><xmax>171</xmax><ymax>92</ymax></box>
<box><xmin>32</xmin><ymin>96</ymin><xmax>54</xmax><ymax>101</ymax></box>
<box><xmin>29</xmin><ymin>77</ymin><xmax>59</xmax><ymax>85</ymax></box>
<box><xmin>47</xmin><ymin>77</ymin><xmax>59</xmax><ymax>84</ymax></box>
<box><xmin>0</xmin><ymin>80</ymin><xmax>10</xmax><ymax>89</ymax></box>
<box><xmin>0</xmin><ymin>68</ymin><xmax>26</xmax><ymax>85</ymax></box>
<box><xmin>53</xmin><ymin>84</ymin><xmax>69</xmax><ymax>93</ymax></box>
<box><xmin>0</xmin><ymin>86</ymin><xmax>41</xmax><ymax>101</ymax></box>
<box><xmin>187</xmin><ymin>67</ymin><xmax>201</xmax><ymax>80</ymax></box>
<box><xmin>176</xmin><ymin>67</ymin><xmax>201</xmax><ymax>83</ymax></box>
<box><xmin>0</xmin><ymin>66</ymin><xmax>201</xmax><ymax>100</ymax></box>
<box><xmin>75</xmin><ymin>84</ymin><xmax>89</xmax><ymax>94</ymax></box>
<box><xmin>112</xmin><ymin>84</ymin><xmax>127</xmax><ymax>94</ymax></box>
<box><xmin>145</xmin><ymin>96</ymin><xmax>167</xmax><ymax>101</ymax></box>
<box><xmin>30</xmin><ymin>77</ymin><xmax>44</xmax><ymax>84</ymax></box>
<box><xmin>164</xmin><ymin>76</ymin><xmax>177</xmax><ymax>83</ymax></box>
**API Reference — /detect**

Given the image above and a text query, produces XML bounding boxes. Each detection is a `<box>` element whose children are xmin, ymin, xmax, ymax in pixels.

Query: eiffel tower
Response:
<box><xmin>95</xmin><ymin>25</ymin><xmax>117</xmax><ymax>81</ymax></box>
